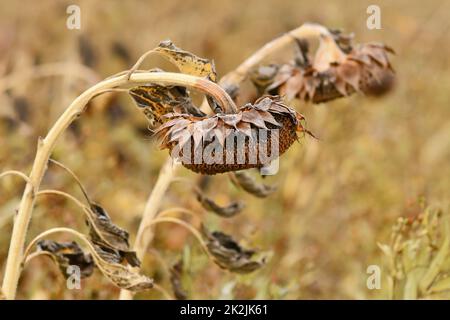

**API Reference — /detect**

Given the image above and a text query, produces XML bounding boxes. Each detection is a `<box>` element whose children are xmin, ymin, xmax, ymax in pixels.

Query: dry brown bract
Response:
<box><xmin>154</xmin><ymin>96</ymin><xmax>309</xmax><ymax>175</ymax></box>
<box><xmin>259</xmin><ymin>34</ymin><xmax>395</xmax><ymax>103</ymax></box>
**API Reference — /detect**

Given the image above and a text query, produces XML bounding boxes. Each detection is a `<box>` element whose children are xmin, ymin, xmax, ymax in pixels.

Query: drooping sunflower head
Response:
<box><xmin>252</xmin><ymin>32</ymin><xmax>395</xmax><ymax>103</ymax></box>
<box><xmin>154</xmin><ymin>96</ymin><xmax>310</xmax><ymax>175</ymax></box>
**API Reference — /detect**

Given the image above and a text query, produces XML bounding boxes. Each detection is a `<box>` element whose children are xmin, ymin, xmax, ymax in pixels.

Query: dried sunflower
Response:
<box><xmin>253</xmin><ymin>33</ymin><xmax>395</xmax><ymax>103</ymax></box>
<box><xmin>154</xmin><ymin>96</ymin><xmax>309</xmax><ymax>175</ymax></box>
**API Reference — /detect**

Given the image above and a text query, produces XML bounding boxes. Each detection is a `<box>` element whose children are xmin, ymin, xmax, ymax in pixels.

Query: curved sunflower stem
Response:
<box><xmin>219</xmin><ymin>22</ymin><xmax>331</xmax><ymax>88</ymax></box>
<box><xmin>1</xmin><ymin>71</ymin><xmax>234</xmax><ymax>300</ymax></box>
<box><xmin>22</xmin><ymin>251</ymin><xmax>52</xmax><ymax>266</ymax></box>
<box><xmin>157</xmin><ymin>207</ymin><xmax>201</xmax><ymax>220</ymax></box>
<box><xmin>0</xmin><ymin>171</ymin><xmax>33</xmax><ymax>187</ymax></box>
<box><xmin>142</xmin><ymin>217</ymin><xmax>210</xmax><ymax>255</ymax></box>
<box><xmin>36</xmin><ymin>189</ymin><xmax>88</xmax><ymax>213</ymax></box>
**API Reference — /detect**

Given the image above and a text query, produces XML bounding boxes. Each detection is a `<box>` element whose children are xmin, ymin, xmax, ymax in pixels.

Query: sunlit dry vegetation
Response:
<box><xmin>0</xmin><ymin>0</ymin><xmax>449</xmax><ymax>300</ymax></box>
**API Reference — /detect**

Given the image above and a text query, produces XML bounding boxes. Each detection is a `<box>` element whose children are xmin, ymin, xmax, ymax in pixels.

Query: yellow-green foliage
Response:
<box><xmin>380</xmin><ymin>205</ymin><xmax>450</xmax><ymax>299</ymax></box>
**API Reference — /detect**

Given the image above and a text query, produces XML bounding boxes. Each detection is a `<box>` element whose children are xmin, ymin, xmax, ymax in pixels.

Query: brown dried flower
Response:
<box><xmin>154</xmin><ymin>96</ymin><xmax>309</xmax><ymax>175</ymax></box>
<box><xmin>253</xmin><ymin>33</ymin><xmax>395</xmax><ymax>103</ymax></box>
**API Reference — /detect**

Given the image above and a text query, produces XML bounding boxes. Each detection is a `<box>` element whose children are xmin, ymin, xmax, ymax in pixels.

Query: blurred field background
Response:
<box><xmin>0</xmin><ymin>0</ymin><xmax>449</xmax><ymax>299</ymax></box>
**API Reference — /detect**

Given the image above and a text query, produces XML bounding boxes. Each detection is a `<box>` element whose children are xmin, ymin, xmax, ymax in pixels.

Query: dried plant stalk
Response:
<box><xmin>219</xmin><ymin>23</ymin><xmax>331</xmax><ymax>91</ymax></box>
<box><xmin>1</xmin><ymin>71</ymin><xmax>235</xmax><ymax>300</ymax></box>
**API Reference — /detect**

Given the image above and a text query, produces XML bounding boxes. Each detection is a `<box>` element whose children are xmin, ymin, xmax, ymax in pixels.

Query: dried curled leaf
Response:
<box><xmin>170</xmin><ymin>259</ymin><xmax>188</xmax><ymax>300</ymax></box>
<box><xmin>41</xmin><ymin>160</ymin><xmax>151</xmax><ymax>291</ymax></box>
<box><xmin>258</xmin><ymin>33</ymin><xmax>395</xmax><ymax>103</ymax></box>
<box><xmin>37</xmin><ymin>240</ymin><xmax>94</xmax><ymax>278</ymax></box>
<box><xmin>36</xmin><ymin>238</ymin><xmax>153</xmax><ymax>291</ymax></box>
<box><xmin>202</xmin><ymin>226</ymin><xmax>266</xmax><ymax>273</ymax></box>
<box><xmin>195</xmin><ymin>189</ymin><xmax>244</xmax><ymax>218</ymax></box>
<box><xmin>85</xmin><ymin>203</ymin><xmax>140</xmax><ymax>267</ymax></box>
<box><xmin>155</xmin><ymin>96</ymin><xmax>310</xmax><ymax>175</ymax></box>
<box><xmin>155</xmin><ymin>40</ymin><xmax>217</xmax><ymax>82</ymax></box>
<box><xmin>154</xmin><ymin>40</ymin><xmax>220</xmax><ymax>113</ymax></box>
<box><xmin>89</xmin><ymin>242</ymin><xmax>153</xmax><ymax>291</ymax></box>
<box><xmin>129</xmin><ymin>73</ymin><xmax>205</xmax><ymax>128</ymax></box>
<box><xmin>232</xmin><ymin>171</ymin><xmax>277</xmax><ymax>198</ymax></box>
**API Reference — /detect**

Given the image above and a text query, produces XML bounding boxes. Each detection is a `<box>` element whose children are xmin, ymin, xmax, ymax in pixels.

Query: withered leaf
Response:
<box><xmin>196</xmin><ymin>190</ymin><xmax>245</xmax><ymax>218</ymax></box>
<box><xmin>232</xmin><ymin>171</ymin><xmax>277</xmax><ymax>198</ymax></box>
<box><xmin>129</xmin><ymin>82</ymin><xmax>204</xmax><ymax>127</ymax></box>
<box><xmin>170</xmin><ymin>259</ymin><xmax>188</xmax><ymax>300</ymax></box>
<box><xmin>37</xmin><ymin>240</ymin><xmax>94</xmax><ymax>279</ymax></box>
<box><xmin>155</xmin><ymin>40</ymin><xmax>220</xmax><ymax>112</ymax></box>
<box><xmin>85</xmin><ymin>203</ymin><xmax>140</xmax><ymax>267</ymax></box>
<box><xmin>38</xmin><ymin>237</ymin><xmax>153</xmax><ymax>291</ymax></box>
<box><xmin>89</xmin><ymin>242</ymin><xmax>153</xmax><ymax>291</ymax></box>
<box><xmin>155</xmin><ymin>40</ymin><xmax>217</xmax><ymax>82</ymax></box>
<box><xmin>202</xmin><ymin>226</ymin><xmax>266</xmax><ymax>274</ymax></box>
